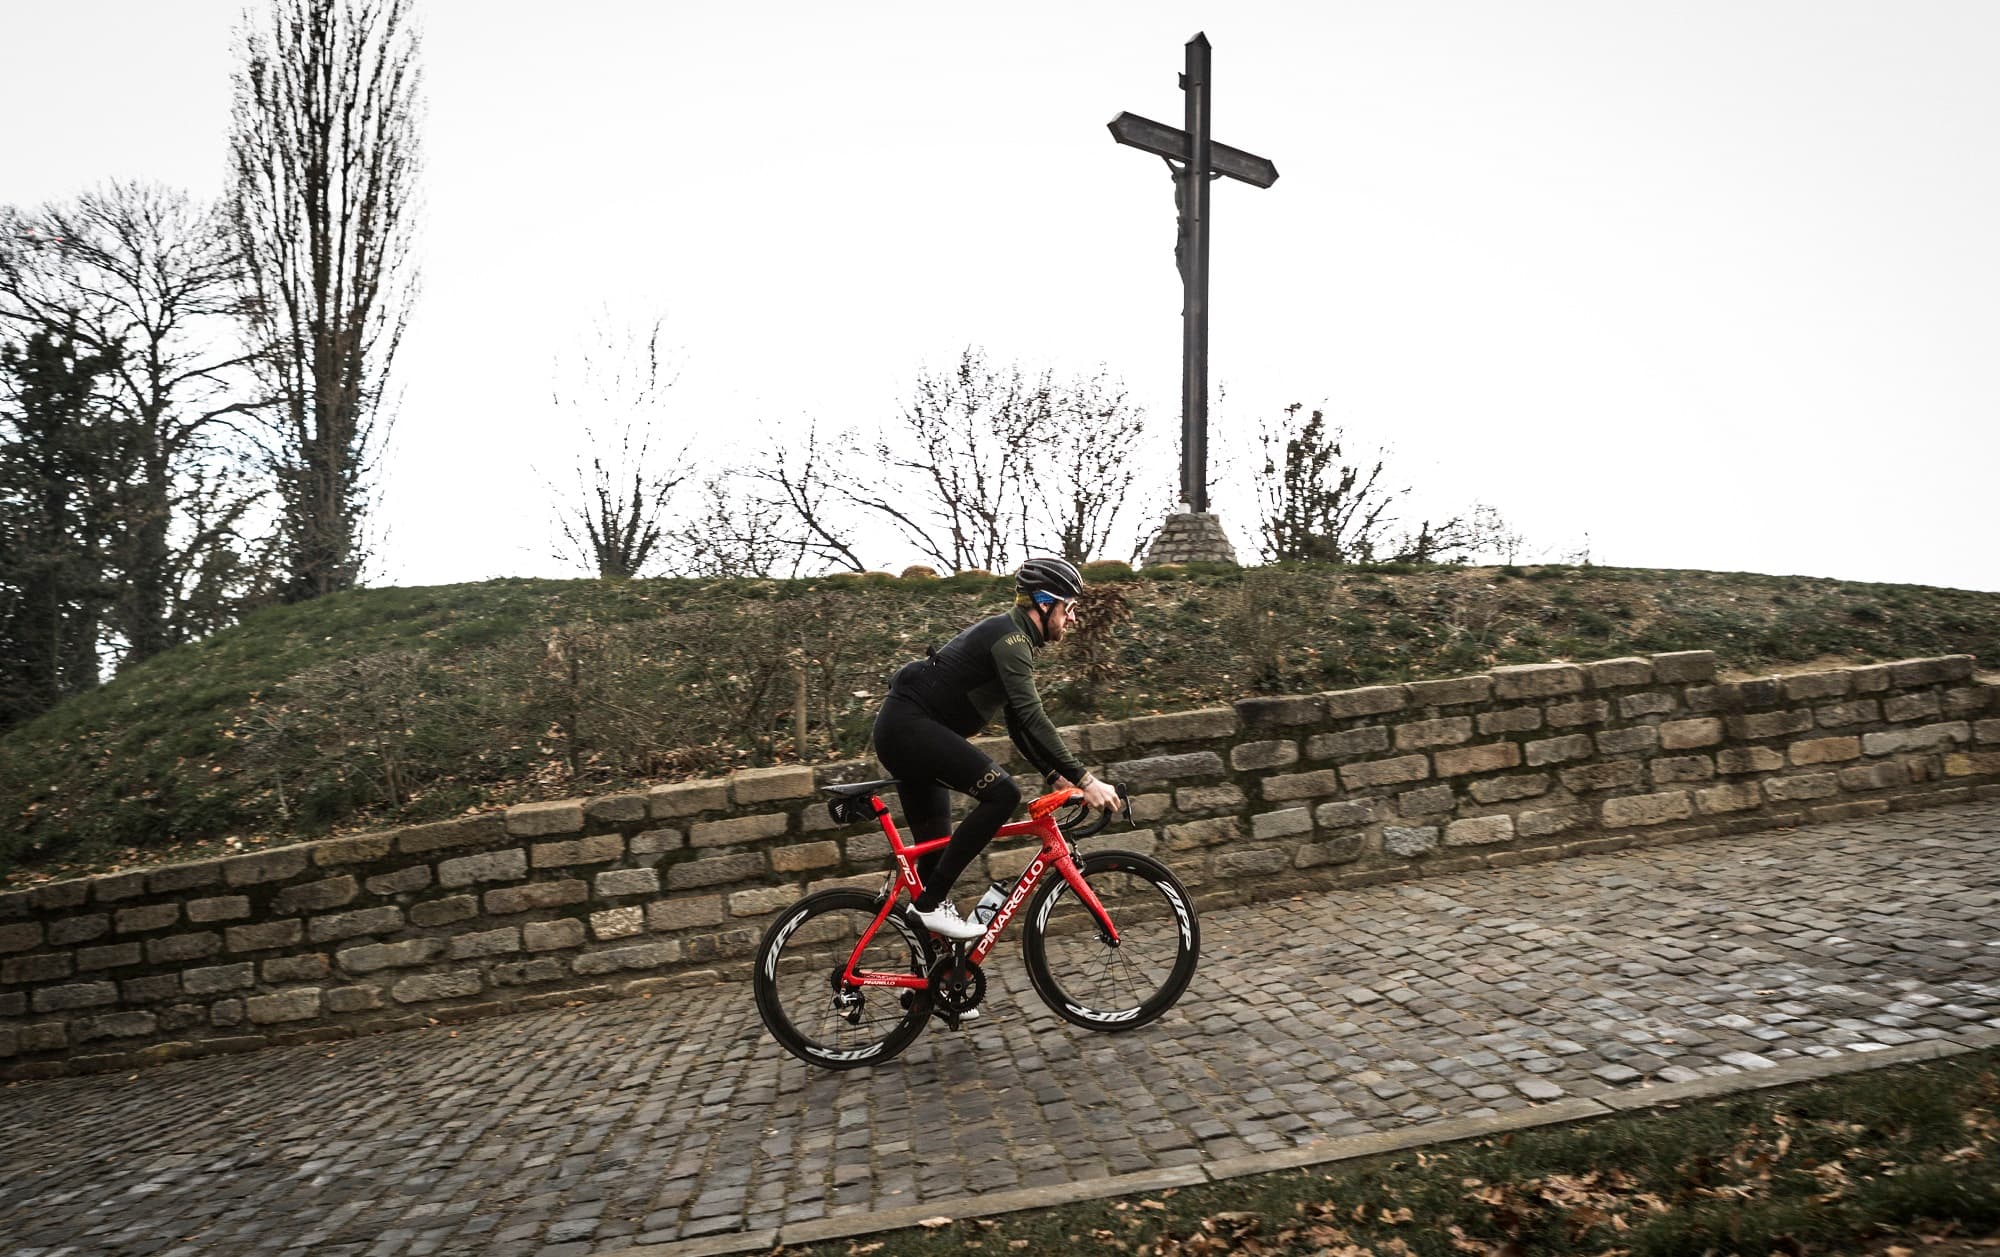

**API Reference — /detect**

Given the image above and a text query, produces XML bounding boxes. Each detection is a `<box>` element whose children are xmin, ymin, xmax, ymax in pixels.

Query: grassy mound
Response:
<box><xmin>3</xmin><ymin>563</ymin><xmax>1994</xmax><ymax>884</ymax></box>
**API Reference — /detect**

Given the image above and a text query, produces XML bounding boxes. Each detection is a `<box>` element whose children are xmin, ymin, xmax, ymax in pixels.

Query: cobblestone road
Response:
<box><xmin>6</xmin><ymin>802</ymin><xmax>2000</xmax><ymax>1257</ymax></box>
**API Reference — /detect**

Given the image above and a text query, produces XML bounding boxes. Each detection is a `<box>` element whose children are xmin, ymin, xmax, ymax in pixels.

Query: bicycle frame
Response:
<box><xmin>839</xmin><ymin>789</ymin><xmax>1121</xmax><ymax>991</ymax></box>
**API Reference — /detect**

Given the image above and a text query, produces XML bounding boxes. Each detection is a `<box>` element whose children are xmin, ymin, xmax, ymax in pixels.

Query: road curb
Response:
<box><xmin>596</xmin><ymin>1031</ymin><xmax>2000</xmax><ymax>1257</ymax></box>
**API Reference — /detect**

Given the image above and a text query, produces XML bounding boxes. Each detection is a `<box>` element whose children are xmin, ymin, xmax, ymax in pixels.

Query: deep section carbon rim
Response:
<box><xmin>753</xmin><ymin>889</ymin><xmax>932</xmax><ymax>1069</ymax></box>
<box><xmin>1023</xmin><ymin>850</ymin><xmax>1198</xmax><ymax>1031</ymax></box>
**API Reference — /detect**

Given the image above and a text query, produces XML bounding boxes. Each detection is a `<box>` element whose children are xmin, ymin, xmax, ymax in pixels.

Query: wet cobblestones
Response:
<box><xmin>4</xmin><ymin>801</ymin><xmax>1998</xmax><ymax>1255</ymax></box>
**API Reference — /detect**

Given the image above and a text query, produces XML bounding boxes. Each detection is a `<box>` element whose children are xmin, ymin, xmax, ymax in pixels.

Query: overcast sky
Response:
<box><xmin>5</xmin><ymin>1</ymin><xmax>1996</xmax><ymax>591</ymax></box>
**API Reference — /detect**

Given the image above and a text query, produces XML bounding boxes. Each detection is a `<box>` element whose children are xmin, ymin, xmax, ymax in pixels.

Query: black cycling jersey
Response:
<box><xmin>886</xmin><ymin>605</ymin><xmax>1088</xmax><ymax>786</ymax></box>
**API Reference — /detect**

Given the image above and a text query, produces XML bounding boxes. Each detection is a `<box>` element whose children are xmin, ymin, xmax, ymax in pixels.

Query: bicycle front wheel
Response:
<box><xmin>754</xmin><ymin>889</ymin><xmax>934</xmax><ymax>1069</ymax></box>
<box><xmin>1022</xmin><ymin>849</ymin><xmax>1199</xmax><ymax>1032</ymax></box>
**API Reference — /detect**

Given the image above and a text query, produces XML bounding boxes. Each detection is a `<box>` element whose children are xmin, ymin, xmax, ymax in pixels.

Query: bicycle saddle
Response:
<box><xmin>821</xmin><ymin>778</ymin><xmax>898</xmax><ymax>824</ymax></box>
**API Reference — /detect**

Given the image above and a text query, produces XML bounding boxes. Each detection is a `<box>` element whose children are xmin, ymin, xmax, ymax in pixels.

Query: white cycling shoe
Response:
<box><xmin>907</xmin><ymin>901</ymin><xmax>984</xmax><ymax>942</ymax></box>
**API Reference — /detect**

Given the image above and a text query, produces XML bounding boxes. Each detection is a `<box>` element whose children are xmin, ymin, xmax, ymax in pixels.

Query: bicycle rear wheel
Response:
<box><xmin>754</xmin><ymin>889</ymin><xmax>934</xmax><ymax>1069</ymax></box>
<box><xmin>1022</xmin><ymin>849</ymin><xmax>1199</xmax><ymax>1032</ymax></box>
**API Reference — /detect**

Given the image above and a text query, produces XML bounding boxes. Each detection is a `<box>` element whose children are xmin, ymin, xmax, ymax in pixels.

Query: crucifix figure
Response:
<box><xmin>1110</xmin><ymin>32</ymin><xmax>1278</xmax><ymax>521</ymax></box>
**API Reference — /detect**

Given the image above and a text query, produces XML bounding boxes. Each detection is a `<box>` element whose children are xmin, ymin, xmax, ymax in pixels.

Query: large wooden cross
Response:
<box><xmin>1110</xmin><ymin>33</ymin><xmax>1278</xmax><ymax>515</ymax></box>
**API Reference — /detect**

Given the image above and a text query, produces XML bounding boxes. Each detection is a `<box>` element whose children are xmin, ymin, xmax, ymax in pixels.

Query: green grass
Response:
<box><xmin>782</xmin><ymin>1048</ymin><xmax>2000</xmax><ymax>1256</ymax></box>
<box><xmin>2</xmin><ymin>563</ymin><xmax>1996</xmax><ymax>882</ymax></box>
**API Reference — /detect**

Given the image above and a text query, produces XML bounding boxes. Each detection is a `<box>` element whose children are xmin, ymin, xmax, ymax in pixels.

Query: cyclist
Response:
<box><xmin>873</xmin><ymin>556</ymin><xmax>1123</xmax><ymax>942</ymax></box>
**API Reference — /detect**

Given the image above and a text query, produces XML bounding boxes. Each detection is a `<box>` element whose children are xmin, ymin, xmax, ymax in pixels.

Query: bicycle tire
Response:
<box><xmin>754</xmin><ymin>889</ymin><xmax>935</xmax><ymax>1069</ymax></box>
<box><xmin>1022</xmin><ymin>849</ymin><xmax>1199</xmax><ymax>1032</ymax></box>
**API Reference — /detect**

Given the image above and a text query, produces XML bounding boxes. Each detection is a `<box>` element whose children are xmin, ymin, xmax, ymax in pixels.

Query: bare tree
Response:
<box><xmin>229</xmin><ymin>0</ymin><xmax>422</xmax><ymax>602</ymax></box>
<box><xmin>1028</xmin><ymin>369</ymin><xmax>1151</xmax><ymax>565</ymax></box>
<box><xmin>747</xmin><ymin>419</ymin><xmax>866</xmax><ymax>574</ymax></box>
<box><xmin>547</xmin><ymin>316</ymin><xmax>689</xmax><ymax>579</ymax></box>
<box><xmin>1256</xmin><ymin>403</ymin><xmax>1510</xmax><ymax>565</ymax></box>
<box><xmin>0</xmin><ymin>184</ymin><xmax>271</xmax><ymax>665</ymax></box>
<box><xmin>658</xmin><ymin>471</ymin><xmax>791</xmax><ymax>579</ymax></box>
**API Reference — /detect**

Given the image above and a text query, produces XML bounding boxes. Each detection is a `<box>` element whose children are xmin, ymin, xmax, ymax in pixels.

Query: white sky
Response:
<box><xmin>4</xmin><ymin>1</ymin><xmax>1997</xmax><ymax>591</ymax></box>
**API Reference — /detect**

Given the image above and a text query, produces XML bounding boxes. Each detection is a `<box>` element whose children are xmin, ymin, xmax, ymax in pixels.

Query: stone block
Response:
<box><xmin>337</xmin><ymin>937</ymin><xmax>445</xmax><ymax>974</ymax></box>
<box><xmin>591</xmin><ymin>906</ymin><xmax>646</xmax><ymax>939</ymax></box>
<box><xmin>390</xmin><ymin>971</ymin><xmax>483</xmax><ymax>1004</ymax></box>
<box><xmin>19</xmin><ymin>1022</ymin><xmax>68</xmax><ymax>1051</ymax></box>
<box><xmin>1789</xmin><ymin>736</ymin><xmax>1861</xmax><ymax>766</ymax></box>
<box><xmin>1695</xmin><ymin>782</ymin><xmax>1763</xmax><ymax>814</ymax></box>
<box><xmin>1862</xmin><ymin>723</ymin><xmax>1970</xmax><ymax>756</ymax></box>
<box><xmin>1322</xmin><ymin>685</ymin><xmax>1408</xmax><ymax>719</ymax></box>
<box><xmin>506</xmin><ymin>799</ymin><xmax>586</xmax><ymax>837</ymax></box>
<box><xmin>1649</xmin><ymin>756</ymin><xmax>1715</xmax><ymax>784</ymax></box>
<box><xmin>1847</xmin><ymin>664</ymin><xmax>1893</xmax><ymax>693</ymax></box>
<box><xmin>364</xmin><ymin>865</ymin><xmax>432</xmax><ymax>897</ymax></box>
<box><xmin>1393</xmin><ymin>716</ymin><xmax>1472</xmax><ymax>749</ymax></box>
<box><xmin>728</xmin><ymin>886</ymin><xmax>798</xmax><ymax>918</ymax></box>
<box><xmin>184</xmin><ymin>963</ymin><xmax>256</xmax><ymax>995</ymax></box>
<box><xmin>1249</xmin><ymin>807</ymin><xmax>1312</xmax><ymax>840</ymax></box>
<box><xmin>1382</xmin><ymin>826</ymin><xmax>1438</xmax><ymax>857</ymax></box>
<box><xmin>147</xmin><ymin>860</ymin><xmax>223</xmax><ymax>894</ymax></box>
<box><xmin>31</xmin><ymin>881</ymin><xmax>90</xmax><ymax>910</ymax></box>
<box><xmin>1728</xmin><ymin>709</ymin><xmax>1813</xmax><ymax>740</ymax></box>
<box><xmin>1658</xmin><ymin>717</ymin><xmax>1724</xmax><ymax>750</ymax></box>
<box><xmin>325</xmin><ymin>986</ymin><xmax>386</xmax><ymax>1014</ymax></box>
<box><xmin>1944</xmin><ymin>687</ymin><xmax>1990</xmax><ymax>719</ymax></box>
<box><xmin>3</xmin><ymin>953</ymin><xmax>72</xmax><ymax>984</ymax></box>
<box><xmin>1491</xmin><ymin>663</ymin><xmax>1585</xmax><ymax>699</ymax></box>
<box><xmin>263</xmin><ymin>954</ymin><xmax>329</xmax><ymax>983</ymax></box>
<box><xmin>1978</xmin><ymin>718</ymin><xmax>2000</xmax><ymax>744</ymax></box>
<box><xmin>1306</xmin><ymin>726</ymin><xmax>1390</xmax><ymax>759</ymax></box>
<box><xmin>114</xmin><ymin>902</ymin><xmax>180</xmax><ymax>934</ymax></box>
<box><xmin>648</xmin><ymin>779</ymin><xmax>732</xmax><ymax>818</ymax></box>
<box><xmin>1124</xmin><ymin>707</ymin><xmax>1239</xmax><ymax>745</ymax></box>
<box><xmin>1213</xmin><ymin>847</ymin><xmax>1289</xmax><ymax>877</ymax></box>
<box><xmin>450</xmin><ymin>927</ymin><xmax>522</xmax><ymax>959</ymax></box>
<box><xmin>985</xmin><ymin>845</ymin><xmax>1040</xmax><ymax>879</ymax></box>
<box><xmin>0</xmin><ymin>921</ymin><xmax>43</xmax><ymax>953</ymax></box>
<box><xmin>223</xmin><ymin>848</ymin><xmax>311</xmax><ymax>887</ymax></box>
<box><xmin>245</xmin><ymin>989</ymin><xmax>323</xmax><ymax>1024</ymax></box>
<box><xmin>1812</xmin><ymin>699</ymin><xmax>1880</xmax><ymax>728</ymax></box>
<box><xmin>1130</xmin><ymin>792</ymin><xmax>1172</xmax><ymax>823</ymax></box>
<box><xmin>306</xmin><ymin>906</ymin><xmax>404</xmax><ymax>944</ymax></box>
<box><xmin>1717</xmin><ymin>746</ymin><xmax>1784</xmax><ymax>774</ymax></box>
<box><xmin>1782</xmin><ymin>670</ymin><xmax>1851</xmax><ymax>701</ymax></box>
<box><xmin>1651</xmin><ymin>651</ymin><xmax>1718</xmax><ymax>683</ymax></box>
<box><xmin>273</xmin><ymin>875</ymin><xmax>358</xmax><ymax>915</ymax></box>
<box><xmin>1883</xmin><ymin>692</ymin><xmax>1943</xmax><ymax>723</ymax></box>
<box><xmin>1594</xmin><ymin>727</ymin><xmax>1659</xmax><ymax>756</ymax></box>
<box><xmin>524</xmin><ymin>918</ymin><xmax>586</xmax><ymax>951</ymax></box>
<box><xmin>186</xmin><ymin>895</ymin><xmax>251</xmax><ymax>924</ymax></box>
<box><xmin>483</xmin><ymin>880</ymin><xmax>588</xmax><ymax>914</ymax></box>
<box><xmin>48</xmin><ymin>915</ymin><xmax>107</xmax><ymax>946</ymax></box>
<box><xmin>1233</xmin><ymin>694</ymin><xmax>1326</xmax><ymax>728</ymax></box>
<box><xmin>1618</xmin><ymin>692</ymin><xmax>1678</xmax><ymax>719</ymax></box>
<box><xmin>1445</xmin><ymin>815</ymin><xmax>1515</xmax><ymax>846</ymax></box>
<box><xmin>531</xmin><ymin>834</ymin><xmax>625</xmax><ymax>868</ymax></box>
<box><xmin>226</xmin><ymin>919</ymin><xmax>304</xmax><ymax>953</ymax></box>
<box><xmin>1601</xmin><ymin>791</ymin><xmax>1692</xmax><ymax>828</ymax></box>
<box><xmin>1838</xmin><ymin>762</ymin><xmax>1904</xmax><ymax>792</ymax></box>
<box><xmin>1890</xmin><ymin>655</ymin><xmax>1974</xmax><ymax>687</ymax></box>
<box><xmin>572</xmin><ymin>942</ymin><xmax>678</xmax><ymax>975</ymax></box>
<box><xmin>313</xmin><ymin>833</ymin><xmax>393</xmax><ymax>866</ymax></box>
<box><xmin>1435</xmin><ymin>743</ymin><xmax>1521</xmax><ymax>777</ymax></box>
<box><xmin>1469</xmin><ymin>773</ymin><xmax>1550</xmax><ymax>804</ymax></box>
<box><xmin>630</xmin><ymin>827</ymin><xmax>684</xmax><ymax>855</ymax></box>
<box><xmin>1763</xmin><ymin>773</ymin><xmax>1840</xmax><ymax>802</ymax></box>
<box><xmin>76</xmin><ymin>942</ymin><xmax>144</xmax><ymax>971</ymax></box>
<box><xmin>1174</xmin><ymin>783</ymin><xmax>1245</xmax><ymax>813</ymax></box>
<box><xmin>1525</xmin><ymin>733</ymin><xmax>1594</xmax><ymax>766</ymax></box>
<box><xmin>1082</xmin><ymin>722</ymin><xmax>1127</xmax><ymax>752</ymax></box>
<box><xmin>1561</xmin><ymin>761</ymin><xmax>1646</xmax><ymax>792</ymax></box>
<box><xmin>1477</xmin><ymin>707</ymin><xmax>1544</xmax><ymax>735</ymax></box>
<box><xmin>145</xmin><ymin>932</ymin><xmax>220</xmax><ymax>964</ymax></box>
<box><xmin>410</xmin><ymin>894</ymin><xmax>480</xmax><ymax>927</ymax></box>
<box><xmin>1230</xmin><ymin>739</ymin><xmax>1299</xmax><ymax>772</ymax></box>
<box><xmin>1945</xmin><ymin>751</ymin><xmax>2000</xmax><ymax>777</ymax></box>
<box><xmin>1265</xmin><ymin>768</ymin><xmax>1347</xmax><ymax>800</ymax></box>
<box><xmin>208</xmin><ymin>1000</ymin><xmax>244</xmax><ymax>1027</ymax></box>
<box><xmin>729</xmin><ymin>765</ymin><xmax>817</xmax><ymax>805</ymax></box>
<box><xmin>437</xmin><ymin>848</ymin><xmax>528</xmax><ymax>889</ymax></box>
<box><xmin>92</xmin><ymin>872</ymin><xmax>149</xmax><ymax>903</ymax></box>
<box><xmin>594</xmin><ymin>867</ymin><xmax>660</xmax><ymax>897</ymax></box>
<box><xmin>491</xmin><ymin>958</ymin><xmax>571</xmax><ymax>987</ymax></box>
<box><xmin>1295</xmin><ymin>835</ymin><xmax>1365</xmax><ymax>868</ymax></box>
<box><xmin>1397</xmin><ymin>784</ymin><xmax>1457</xmax><ymax>815</ymax></box>
<box><xmin>1336</xmin><ymin>756</ymin><xmax>1429</xmax><ymax>791</ymax></box>
<box><xmin>1107</xmin><ymin>751</ymin><xmax>1227</xmax><ymax>785</ymax></box>
<box><xmin>771</xmin><ymin>841</ymin><xmax>841</xmax><ymax>873</ymax></box>
<box><xmin>1587</xmin><ymin>657</ymin><xmax>1654</xmax><ymax>688</ymax></box>
<box><xmin>1408</xmin><ymin>675</ymin><xmax>1493</xmax><ymax>707</ymax></box>
<box><xmin>396</xmin><ymin>813</ymin><xmax>507</xmax><ymax>856</ymax></box>
<box><xmin>1547</xmin><ymin>699</ymin><xmax>1612</xmax><ymax>728</ymax></box>
<box><xmin>585</xmin><ymin>793</ymin><xmax>649</xmax><ymax>825</ymax></box>
<box><xmin>75</xmin><ymin>1011</ymin><xmax>157</xmax><ymax>1043</ymax></box>
<box><xmin>1164</xmin><ymin>817</ymin><xmax>1245</xmax><ymax>850</ymax></box>
<box><xmin>1315</xmin><ymin>800</ymin><xmax>1374</xmax><ymax>829</ymax></box>
<box><xmin>120</xmin><ymin>973</ymin><xmax>183</xmax><ymax>1003</ymax></box>
<box><xmin>690</xmin><ymin>813</ymin><xmax>789</xmax><ymax>852</ymax></box>
<box><xmin>665</xmin><ymin>852</ymin><xmax>766</xmax><ymax>890</ymax></box>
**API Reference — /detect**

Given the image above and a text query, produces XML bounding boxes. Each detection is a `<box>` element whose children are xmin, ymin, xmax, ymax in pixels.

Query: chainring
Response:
<box><xmin>928</xmin><ymin>953</ymin><xmax>986</xmax><ymax>1015</ymax></box>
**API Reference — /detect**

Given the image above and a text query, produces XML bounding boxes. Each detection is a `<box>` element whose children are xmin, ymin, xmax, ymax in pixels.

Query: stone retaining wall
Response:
<box><xmin>4</xmin><ymin>650</ymin><xmax>1996</xmax><ymax>1079</ymax></box>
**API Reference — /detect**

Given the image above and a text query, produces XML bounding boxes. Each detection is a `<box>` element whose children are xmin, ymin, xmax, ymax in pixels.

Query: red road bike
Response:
<box><xmin>753</xmin><ymin>778</ymin><xmax>1200</xmax><ymax>1069</ymax></box>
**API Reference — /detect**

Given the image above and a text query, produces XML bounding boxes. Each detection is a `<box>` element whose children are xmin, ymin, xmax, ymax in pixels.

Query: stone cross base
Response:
<box><xmin>1145</xmin><ymin>512</ymin><xmax>1239</xmax><ymax>566</ymax></box>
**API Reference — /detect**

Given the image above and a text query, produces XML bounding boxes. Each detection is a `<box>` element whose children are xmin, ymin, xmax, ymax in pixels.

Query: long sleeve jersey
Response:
<box><xmin>885</xmin><ymin>605</ymin><xmax>1089</xmax><ymax>786</ymax></box>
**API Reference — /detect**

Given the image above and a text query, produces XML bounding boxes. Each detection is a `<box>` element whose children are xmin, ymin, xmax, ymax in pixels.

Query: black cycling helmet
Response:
<box><xmin>1016</xmin><ymin>556</ymin><xmax>1084</xmax><ymax>602</ymax></box>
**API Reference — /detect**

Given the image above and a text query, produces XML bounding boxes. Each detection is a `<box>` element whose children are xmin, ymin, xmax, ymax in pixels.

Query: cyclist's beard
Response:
<box><xmin>1042</xmin><ymin>609</ymin><xmax>1065</xmax><ymax>643</ymax></box>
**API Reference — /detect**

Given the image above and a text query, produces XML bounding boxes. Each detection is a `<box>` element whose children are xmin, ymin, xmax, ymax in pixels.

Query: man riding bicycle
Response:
<box><xmin>873</xmin><ymin>556</ymin><xmax>1123</xmax><ymax>943</ymax></box>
